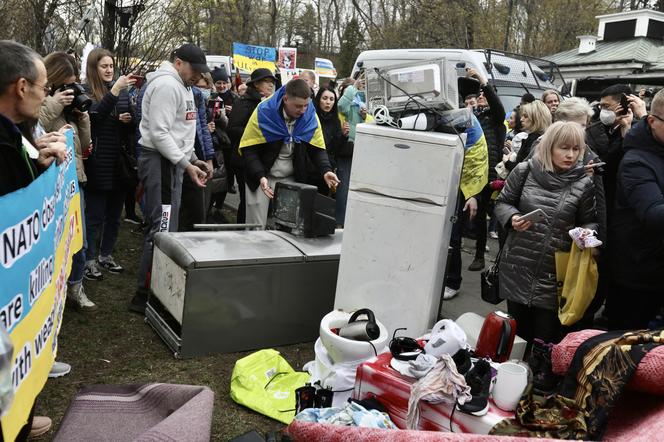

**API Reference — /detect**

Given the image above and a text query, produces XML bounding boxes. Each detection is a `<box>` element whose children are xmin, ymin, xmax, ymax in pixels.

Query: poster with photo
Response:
<box><xmin>278</xmin><ymin>47</ymin><xmax>297</xmax><ymax>70</ymax></box>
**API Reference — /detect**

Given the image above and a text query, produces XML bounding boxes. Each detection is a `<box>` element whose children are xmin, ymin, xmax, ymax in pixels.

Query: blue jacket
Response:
<box><xmin>192</xmin><ymin>87</ymin><xmax>214</xmax><ymax>161</ymax></box>
<box><xmin>610</xmin><ymin>118</ymin><xmax>664</xmax><ymax>290</ymax></box>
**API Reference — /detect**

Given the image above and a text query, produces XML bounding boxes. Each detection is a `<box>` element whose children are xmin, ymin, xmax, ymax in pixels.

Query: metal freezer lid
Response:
<box><xmin>153</xmin><ymin>231</ymin><xmax>304</xmax><ymax>269</ymax></box>
<box><xmin>268</xmin><ymin>230</ymin><xmax>343</xmax><ymax>262</ymax></box>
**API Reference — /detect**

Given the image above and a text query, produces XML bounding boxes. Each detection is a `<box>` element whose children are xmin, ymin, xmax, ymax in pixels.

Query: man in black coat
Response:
<box><xmin>466</xmin><ymin>68</ymin><xmax>506</xmax><ymax>271</ymax></box>
<box><xmin>608</xmin><ymin>89</ymin><xmax>664</xmax><ymax>330</ymax></box>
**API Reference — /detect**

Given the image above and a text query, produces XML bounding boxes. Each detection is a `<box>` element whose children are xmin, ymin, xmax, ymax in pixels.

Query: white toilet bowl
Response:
<box><xmin>319</xmin><ymin>310</ymin><xmax>389</xmax><ymax>364</ymax></box>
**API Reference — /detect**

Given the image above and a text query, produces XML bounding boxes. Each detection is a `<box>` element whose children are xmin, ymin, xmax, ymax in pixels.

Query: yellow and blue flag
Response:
<box><xmin>460</xmin><ymin>114</ymin><xmax>489</xmax><ymax>199</ymax></box>
<box><xmin>239</xmin><ymin>86</ymin><xmax>326</xmax><ymax>153</ymax></box>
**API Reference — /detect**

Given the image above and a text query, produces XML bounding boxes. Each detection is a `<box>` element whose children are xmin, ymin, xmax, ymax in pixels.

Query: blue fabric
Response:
<box><xmin>295</xmin><ymin>401</ymin><xmax>397</xmax><ymax>429</ymax></box>
<box><xmin>464</xmin><ymin>114</ymin><xmax>484</xmax><ymax>149</ymax></box>
<box><xmin>193</xmin><ymin>86</ymin><xmax>215</xmax><ymax>160</ymax></box>
<box><xmin>257</xmin><ymin>86</ymin><xmax>319</xmax><ymax>145</ymax></box>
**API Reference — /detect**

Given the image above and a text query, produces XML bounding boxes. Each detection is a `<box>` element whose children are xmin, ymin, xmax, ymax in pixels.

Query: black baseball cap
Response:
<box><xmin>173</xmin><ymin>43</ymin><xmax>210</xmax><ymax>73</ymax></box>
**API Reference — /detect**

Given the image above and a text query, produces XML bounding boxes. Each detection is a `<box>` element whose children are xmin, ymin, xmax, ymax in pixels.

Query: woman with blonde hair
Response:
<box><xmin>495</xmin><ymin>121</ymin><xmax>597</xmax><ymax>346</ymax></box>
<box><xmin>506</xmin><ymin>100</ymin><xmax>552</xmax><ymax>170</ymax></box>
<box><xmin>82</xmin><ymin>48</ymin><xmax>137</xmax><ymax>280</ymax></box>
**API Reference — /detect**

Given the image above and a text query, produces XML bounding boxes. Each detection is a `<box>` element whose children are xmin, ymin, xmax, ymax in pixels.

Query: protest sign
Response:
<box><xmin>277</xmin><ymin>47</ymin><xmax>297</xmax><ymax>70</ymax></box>
<box><xmin>0</xmin><ymin>130</ymin><xmax>82</xmax><ymax>440</ymax></box>
<box><xmin>233</xmin><ymin>42</ymin><xmax>276</xmax><ymax>73</ymax></box>
<box><xmin>314</xmin><ymin>57</ymin><xmax>337</xmax><ymax>77</ymax></box>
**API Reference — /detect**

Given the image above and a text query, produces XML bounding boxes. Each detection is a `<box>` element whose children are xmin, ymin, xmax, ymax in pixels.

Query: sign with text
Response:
<box><xmin>277</xmin><ymin>47</ymin><xmax>297</xmax><ymax>70</ymax></box>
<box><xmin>233</xmin><ymin>42</ymin><xmax>276</xmax><ymax>74</ymax></box>
<box><xmin>314</xmin><ymin>57</ymin><xmax>337</xmax><ymax>77</ymax></box>
<box><xmin>0</xmin><ymin>130</ymin><xmax>82</xmax><ymax>441</ymax></box>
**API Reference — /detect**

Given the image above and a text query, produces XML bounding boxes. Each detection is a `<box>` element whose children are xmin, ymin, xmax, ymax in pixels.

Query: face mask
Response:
<box><xmin>200</xmin><ymin>89</ymin><xmax>211</xmax><ymax>101</ymax></box>
<box><xmin>599</xmin><ymin>109</ymin><xmax>616</xmax><ymax>126</ymax></box>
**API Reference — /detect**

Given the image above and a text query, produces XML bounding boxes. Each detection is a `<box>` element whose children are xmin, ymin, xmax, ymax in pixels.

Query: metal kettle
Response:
<box><xmin>338</xmin><ymin>308</ymin><xmax>380</xmax><ymax>341</ymax></box>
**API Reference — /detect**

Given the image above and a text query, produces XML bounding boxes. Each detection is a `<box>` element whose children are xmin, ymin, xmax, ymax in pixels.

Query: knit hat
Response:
<box><xmin>212</xmin><ymin>67</ymin><xmax>229</xmax><ymax>83</ymax></box>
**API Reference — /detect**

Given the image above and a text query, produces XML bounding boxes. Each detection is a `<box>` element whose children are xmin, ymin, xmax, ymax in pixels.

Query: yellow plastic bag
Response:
<box><xmin>555</xmin><ymin>243</ymin><xmax>598</xmax><ymax>326</ymax></box>
<box><xmin>230</xmin><ymin>349</ymin><xmax>310</xmax><ymax>424</ymax></box>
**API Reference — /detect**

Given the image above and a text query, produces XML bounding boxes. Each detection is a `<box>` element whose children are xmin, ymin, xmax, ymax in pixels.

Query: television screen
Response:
<box><xmin>272</xmin><ymin>182</ymin><xmax>336</xmax><ymax>237</ymax></box>
<box><xmin>272</xmin><ymin>186</ymin><xmax>300</xmax><ymax>226</ymax></box>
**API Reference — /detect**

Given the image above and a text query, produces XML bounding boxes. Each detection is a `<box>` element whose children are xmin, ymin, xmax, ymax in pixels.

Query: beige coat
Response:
<box><xmin>39</xmin><ymin>96</ymin><xmax>91</xmax><ymax>183</ymax></box>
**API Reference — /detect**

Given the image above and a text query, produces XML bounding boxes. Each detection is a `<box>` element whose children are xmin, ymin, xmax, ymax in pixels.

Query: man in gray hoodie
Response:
<box><xmin>131</xmin><ymin>43</ymin><xmax>210</xmax><ymax>313</ymax></box>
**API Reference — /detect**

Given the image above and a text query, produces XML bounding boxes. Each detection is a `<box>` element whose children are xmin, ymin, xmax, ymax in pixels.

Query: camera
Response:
<box><xmin>57</xmin><ymin>83</ymin><xmax>92</xmax><ymax>112</ymax></box>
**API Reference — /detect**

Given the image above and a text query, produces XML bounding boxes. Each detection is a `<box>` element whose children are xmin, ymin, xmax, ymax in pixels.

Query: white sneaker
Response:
<box><xmin>49</xmin><ymin>361</ymin><xmax>71</xmax><ymax>378</ymax></box>
<box><xmin>67</xmin><ymin>283</ymin><xmax>98</xmax><ymax>311</ymax></box>
<box><xmin>443</xmin><ymin>287</ymin><xmax>459</xmax><ymax>300</ymax></box>
<box><xmin>489</xmin><ymin>231</ymin><xmax>499</xmax><ymax>239</ymax></box>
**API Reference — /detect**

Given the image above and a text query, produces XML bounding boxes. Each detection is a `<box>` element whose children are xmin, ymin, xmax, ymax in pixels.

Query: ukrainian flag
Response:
<box><xmin>460</xmin><ymin>114</ymin><xmax>489</xmax><ymax>199</ymax></box>
<box><xmin>239</xmin><ymin>86</ymin><xmax>326</xmax><ymax>152</ymax></box>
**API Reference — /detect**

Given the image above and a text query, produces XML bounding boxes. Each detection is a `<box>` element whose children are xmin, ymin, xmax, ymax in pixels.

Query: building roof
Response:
<box><xmin>546</xmin><ymin>37</ymin><xmax>664</xmax><ymax>70</ymax></box>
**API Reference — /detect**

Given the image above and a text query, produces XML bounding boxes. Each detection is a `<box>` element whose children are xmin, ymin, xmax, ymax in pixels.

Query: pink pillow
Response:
<box><xmin>552</xmin><ymin>329</ymin><xmax>664</xmax><ymax>395</ymax></box>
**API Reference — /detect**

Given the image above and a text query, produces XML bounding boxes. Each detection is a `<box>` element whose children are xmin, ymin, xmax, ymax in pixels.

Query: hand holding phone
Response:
<box><xmin>517</xmin><ymin>208</ymin><xmax>546</xmax><ymax>223</ymax></box>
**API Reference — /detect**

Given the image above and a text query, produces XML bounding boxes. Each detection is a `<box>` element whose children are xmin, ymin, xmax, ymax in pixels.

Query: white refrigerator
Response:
<box><xmin>334</xmin><ymin>124</ymin><xmax>464</xmax><ymax>337</ymax></box>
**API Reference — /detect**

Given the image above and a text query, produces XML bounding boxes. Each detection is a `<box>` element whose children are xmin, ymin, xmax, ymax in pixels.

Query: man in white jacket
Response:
<box><xmin>131</xmin><ymin>43</ymin><xmax>210</xmax><ymax>313</ymax></box>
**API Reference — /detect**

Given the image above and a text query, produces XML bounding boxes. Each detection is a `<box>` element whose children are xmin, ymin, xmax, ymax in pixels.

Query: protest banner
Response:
<box><xmin>233</xmin><ymin>42</ymin><xmax>277</xmax><ymax>74</ymax></box>
<box><xmin>278</xmin><ymin>68</ymin><xmax>299</xmax><ymax>85</ymax></box>
<box><xmin>314</xmin><ymin>57</ymin><xmax>337</xmax><ymax>77</ymax></box>
<box><xmin>277</xmin><ymin>47</ymin><xmax>297</xmax><ymax>70</ymax></box>
<box><xmin>0</xmin><ymin>130</ymin><xmax>82</xmax><ymax>440</ymax></box>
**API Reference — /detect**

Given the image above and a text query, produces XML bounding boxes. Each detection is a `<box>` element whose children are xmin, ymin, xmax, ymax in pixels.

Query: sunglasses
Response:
<box><xmin>389</xmin><ymin>328</ymin><xmax>425</xmax><ymax>361</ymax></box>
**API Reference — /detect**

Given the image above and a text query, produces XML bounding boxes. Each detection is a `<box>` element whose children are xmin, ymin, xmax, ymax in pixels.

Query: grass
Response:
<box><xmin>37</xmin><ymin>209</ymin><xmax>314</xmax><ymax>441</ymax></box>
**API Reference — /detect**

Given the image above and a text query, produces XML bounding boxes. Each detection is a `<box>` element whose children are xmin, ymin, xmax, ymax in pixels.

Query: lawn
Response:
<box><xmin>37</xmin><ymin>211</ymin><xmax>314</xmax><ymax>441</ymax></box>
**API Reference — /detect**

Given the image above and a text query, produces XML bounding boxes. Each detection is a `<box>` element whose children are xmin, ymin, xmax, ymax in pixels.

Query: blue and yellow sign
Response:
<box><xmin>233</xmin><ymin>42</ymin><xmax>276</xmax><ymax>74</ymax></box>
<box><xmin>0</xmin><ymin>130</ymin><xmax>82</xmax><ymax>440</ymax></box>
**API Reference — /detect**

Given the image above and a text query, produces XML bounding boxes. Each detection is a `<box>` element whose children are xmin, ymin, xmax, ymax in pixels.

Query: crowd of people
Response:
<box><xmin>1</xmin><ymin>37</ymin><xmax>664</xmax><ymax>438</ymax></box>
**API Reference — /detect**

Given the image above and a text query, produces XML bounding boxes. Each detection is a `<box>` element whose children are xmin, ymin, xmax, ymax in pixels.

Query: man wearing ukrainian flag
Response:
<box><xmin>239</xmin><ymin>78</ymin><xmax>340</xmax><ymax>226</ymax></box>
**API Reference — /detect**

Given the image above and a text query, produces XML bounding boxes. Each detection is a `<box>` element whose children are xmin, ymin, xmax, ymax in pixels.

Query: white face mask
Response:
<box><xmin>599</xmin><ymin>109</ymin><xmax>616</xmax><ymax>126</ymax></box>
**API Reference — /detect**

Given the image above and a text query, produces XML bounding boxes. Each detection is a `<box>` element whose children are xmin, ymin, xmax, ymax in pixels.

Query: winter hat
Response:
<box><xmin>212</xmin><ymin>67</ymin><xmax>229</xmax><ymax>83</ymax></box>
<box><xmin>424</xmin><ymin>319</ymin><xmax>467</xmax><ymax>359</ymax></box>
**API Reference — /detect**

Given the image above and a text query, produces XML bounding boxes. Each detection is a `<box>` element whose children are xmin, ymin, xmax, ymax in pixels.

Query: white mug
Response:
<box><xmin>492</xmin><ymin>361</ymin><xmax>528</xmax><ymax>411</ymax></box>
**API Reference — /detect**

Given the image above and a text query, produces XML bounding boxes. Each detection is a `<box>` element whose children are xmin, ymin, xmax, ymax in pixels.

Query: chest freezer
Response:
<box><xmin>146</xmin><ymin>230</ymin><xmax>343</xmax><ymax>358</ymax></box>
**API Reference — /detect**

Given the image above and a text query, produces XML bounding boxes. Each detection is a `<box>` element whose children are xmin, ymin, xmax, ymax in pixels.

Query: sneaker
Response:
<box><xmin>457</xmin><ymin>358</ymin><xmax>491</xmax><ymax>416</ymax></box>
<box><xmin>528</xmin><ymin>338</ymin><xmax>559</xmax><ymax>396</ymax></box>
<box><xmin>489</xmin><ymin>231</ymin><xmax>499</xmax><ymax>239</ymax></box>
<box><xmin>128</xmin><ymin>291</ymin><xmax>147</xmax><ymax>314</ymax></box>
<box><xmin>468</xmin><ymin>257</ymin><xmax>485</xmax><ymax>271</ymax></box>
<box><xmin>48</xmin><ymin>361</ymin><xmax>72</xmax><ymax>378</ymax></box>
<box><xmin>29</xmin><ymin>416</ymin><xmax>52</xmax><ymax>438</ymax></box>
<box><xmin>98</xmin><ymin>255</ymin><xmax>124</xmax><ymax>274</ymax></box>
<box><xmin>84</xmin><ymin>260</ymin><xmax>103</xmax><ymax>280</ymax></box>
<box><xmin>124</xmin><ymin>214</ymin><xmax>143</xmax><ymax>225</ymax></box>
<box><xmin>67</xmin><ymin>282</ymin><xmax>97</xmax><ymax>312</ymax></box>
<box><xmin>443</xmin><ymin>286</ymin><xmax>459</xmax><ymax>300</ymax></box>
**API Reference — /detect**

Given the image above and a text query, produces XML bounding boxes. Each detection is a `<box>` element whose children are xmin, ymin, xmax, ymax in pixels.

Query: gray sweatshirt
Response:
<box><xmin>139</xmin><ymin>61</ymin><xmax>198</xmax><ymax>168</ymax></box>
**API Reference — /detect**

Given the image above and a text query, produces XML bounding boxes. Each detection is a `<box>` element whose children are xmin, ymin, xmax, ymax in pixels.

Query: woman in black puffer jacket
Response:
<box><xmin>495</xmin><ymin>121</ymin><xmax>597</xmax><ymax>345</ymax></box>
<box><xmin>82</xmin><ymin>48</ymin><xmax>136</xmax><ymax>280</ymax></box>
<box><xmin>312</xmin><ymin>86</ymin><xmax>348</xmax><ymax>194</ymax></box>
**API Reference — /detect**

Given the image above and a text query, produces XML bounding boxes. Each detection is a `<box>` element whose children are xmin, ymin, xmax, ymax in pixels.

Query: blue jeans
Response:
<box><xmin>335</xmin><ymin>156</ymin><xmax>352</xmax><ymax>226</ymax></box>
<box><xmin>68</xmin><ymin>186</ymin><xmax>87</xmax><ymax>284</ymax></box>
<box><xmin>85</xmin><ymin>188</ymin><xmax>125</xmax><ymax>260</ymax></box>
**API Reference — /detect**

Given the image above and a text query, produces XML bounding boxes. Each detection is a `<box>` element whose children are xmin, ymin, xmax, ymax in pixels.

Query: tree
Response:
<box><xmin>337</xmin><ymin>18</ymin><xmax>363</xmax><ymax>77</ymax></box>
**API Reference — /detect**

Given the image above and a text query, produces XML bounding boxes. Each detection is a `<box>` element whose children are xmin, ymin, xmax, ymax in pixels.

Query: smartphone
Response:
<box><xmin>619</xmin><ymin>93</ymin><xmax>629</xmax><ymax>115</ymax></box>
<box><xmin>517</xmin><ymin>208</ymin><xmax>546</xmax><ymax>223</ymax></box>
<box><xmin>503</xmin><ymin>146</ymin><xmax>512</xmax><ymax>155</ymax></box>
<box><xmin>588</xmin><ymin>161</ymin><xmax>607</xmax><ymax>168</ymax></box>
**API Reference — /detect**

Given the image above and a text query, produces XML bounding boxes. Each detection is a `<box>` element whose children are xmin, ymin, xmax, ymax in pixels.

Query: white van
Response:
<box><xmin>351</xmin><ymin>49</ymin><xmax>564</xmax><ymax>112</ymax></box>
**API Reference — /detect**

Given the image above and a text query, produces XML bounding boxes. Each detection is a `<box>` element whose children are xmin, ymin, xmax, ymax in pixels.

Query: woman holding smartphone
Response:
<box><xmin>495</xmin><ymin>121</ymin><xmax>597</xmax><ymax>345</ymax></box>
<box><xmin>83</xmin><ymin>48</ymin><xmax>136</xmax><ymax>280</ymax></box>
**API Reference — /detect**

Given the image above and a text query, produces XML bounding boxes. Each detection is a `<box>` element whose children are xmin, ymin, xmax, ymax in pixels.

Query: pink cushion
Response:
<box><xmin>552</xmin><ymin>329</ymin><xmax>664</xmax><ymax>395</ymax></box>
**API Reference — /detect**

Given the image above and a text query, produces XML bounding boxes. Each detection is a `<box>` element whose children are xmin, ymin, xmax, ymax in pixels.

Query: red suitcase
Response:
<box><xmin>352</xmin><ymin>351</ymin><xmax>512</xmax><ymax>433</ymax></box>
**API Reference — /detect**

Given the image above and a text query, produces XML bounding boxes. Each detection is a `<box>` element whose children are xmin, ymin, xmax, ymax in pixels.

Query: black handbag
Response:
<box><xmin>481</xmin><ymin>248</ymin><xmax>503</xmax><ymax>305</ymax></box>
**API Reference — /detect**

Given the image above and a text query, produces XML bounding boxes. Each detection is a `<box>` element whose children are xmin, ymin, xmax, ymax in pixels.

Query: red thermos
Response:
<box><xmin>475</xmin><ymin>311</ymin><xmax>517</xmax><ymax>362</ymax></box>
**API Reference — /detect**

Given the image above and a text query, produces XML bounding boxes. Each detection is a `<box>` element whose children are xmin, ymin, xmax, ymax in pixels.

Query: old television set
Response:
<box><xmin>365</xmin><ymin>58</ymin><xmax>459</xmax><ymax>115</ymax></box>
<box><xmin>272</xmin><ymin>182</ymin><xmax>336</xmax><ymax>237</ymax></box>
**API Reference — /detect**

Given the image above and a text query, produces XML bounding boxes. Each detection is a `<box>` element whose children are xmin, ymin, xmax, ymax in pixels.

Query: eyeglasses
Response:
<box><xmin>651</xmin><ymin>114</ymin><xmax>664</xmax><ymax>123</ymax></box>
<box><xmin>26</xmin><ymin>79</ymin><xmax>51</xmax><ymax>95</ymax></box>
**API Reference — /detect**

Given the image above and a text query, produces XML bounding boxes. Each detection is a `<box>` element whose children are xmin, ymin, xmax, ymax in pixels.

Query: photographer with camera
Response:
<box><xmin>82</xmin><ymin>48</ymin><xmax>137</xmax><ymax>282</ymax></box>
<box><xmin>39</xmin><ymin>51</ymin><xmax>97</xmax><ymax>312</ymax></box>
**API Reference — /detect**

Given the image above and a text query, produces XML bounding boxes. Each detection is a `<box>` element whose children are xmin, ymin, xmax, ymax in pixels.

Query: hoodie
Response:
<box><xmin>610</xmin><ymin>118</ymin><xmax>664</xmax><ymax>289</ymax></box>
<box><xmin>139</xmin><ymin>61</ymin><xmax>198</xmax><ymax>168</ymax></box>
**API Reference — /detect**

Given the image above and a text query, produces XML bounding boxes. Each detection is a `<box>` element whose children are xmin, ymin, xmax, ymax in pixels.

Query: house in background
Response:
<box><xmin>546</xmin><ymin>9</ymin><xmax>664</xmax><ymax>100</ymax></box>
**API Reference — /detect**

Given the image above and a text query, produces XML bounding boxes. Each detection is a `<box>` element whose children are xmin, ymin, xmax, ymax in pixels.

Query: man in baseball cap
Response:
<box><xmin>170</xmin><ymin>43</ymin><xmax>210</xmax><ymax>85</ymax></box>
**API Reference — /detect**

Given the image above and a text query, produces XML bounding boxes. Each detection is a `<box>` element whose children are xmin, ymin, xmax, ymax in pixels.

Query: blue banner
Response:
<box><xmin>0</xmin><ymin>130</ymin><xmax>82</xmax><ymax>440</ymax></box>
<box><xmin>233</xmin><ymin>42</ymin><xmax>277</xmax><ymax>73</ymax></box>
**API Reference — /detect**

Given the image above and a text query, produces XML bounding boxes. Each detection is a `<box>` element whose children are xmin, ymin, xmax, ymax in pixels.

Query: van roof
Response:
<box><xmin>352</xmin><ymin>48</ymin><xmax>559</xmax><ymax>90</ymax></box>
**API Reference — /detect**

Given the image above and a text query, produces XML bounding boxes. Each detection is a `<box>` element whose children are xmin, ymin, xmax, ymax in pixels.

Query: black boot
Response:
<box><xmin>528</xmin><ymin>338</ymin><xmax>559</xmax><ymax>396</ymax></box>
<box><xmin>457</xmin><ymin>358</ymin><xmax>491</xmax><ymax>416</ymax></box>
